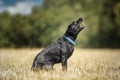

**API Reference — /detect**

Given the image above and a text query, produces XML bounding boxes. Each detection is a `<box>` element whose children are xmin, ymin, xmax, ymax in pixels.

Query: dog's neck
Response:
<box><xmin>64</xmin><ymin>34</ymin><xmax>77</xmax><ymax>41</ymax></box>
<box><xmin>63</xmin><ymin>35</ymin><xmax>75</xmax><ymax>46</ymax></box>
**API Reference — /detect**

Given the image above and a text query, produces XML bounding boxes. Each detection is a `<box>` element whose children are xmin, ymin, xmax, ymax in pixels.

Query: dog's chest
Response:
<box><xmin>60</xmin><ymin>42</ymin><xmax>74</xmax><ymax>58</ymax></box>
<box><xmin>66</xmin><ymin>45</ymin><xmax>74</xmax><ymax>58</ymax></box>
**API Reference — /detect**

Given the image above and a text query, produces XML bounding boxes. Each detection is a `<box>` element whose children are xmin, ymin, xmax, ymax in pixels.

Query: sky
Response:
<box><xmin>0</xmin><ymin>0</ymin><xmax>43</xmax><ymax>15</ymax></box>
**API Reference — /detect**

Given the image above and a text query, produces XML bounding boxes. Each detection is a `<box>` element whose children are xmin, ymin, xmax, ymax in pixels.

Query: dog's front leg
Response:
<box><xmin>61</xmin><ymin>55</ymin><xmax>67</xmax><ymax>71</ymax></box>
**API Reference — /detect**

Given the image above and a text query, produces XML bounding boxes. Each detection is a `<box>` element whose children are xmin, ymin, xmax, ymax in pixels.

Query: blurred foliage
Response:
<box><xmin>0</xmin><ymin>0</ymin><xmax>120</xmax><ymax>48</ymax></box>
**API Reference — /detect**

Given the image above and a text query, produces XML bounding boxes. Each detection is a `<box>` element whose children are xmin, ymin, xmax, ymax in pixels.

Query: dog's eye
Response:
<box><xmin>72</xmin><ymin>21</ymin><xmax>75</xmax><ymax>24</ymax></box>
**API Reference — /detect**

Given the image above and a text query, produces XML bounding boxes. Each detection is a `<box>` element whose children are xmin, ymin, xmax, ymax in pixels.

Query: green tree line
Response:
<box><xmin>0</xmin><ymin>0</ymin><xmax>120</xmax><ymax>48</ymax></box>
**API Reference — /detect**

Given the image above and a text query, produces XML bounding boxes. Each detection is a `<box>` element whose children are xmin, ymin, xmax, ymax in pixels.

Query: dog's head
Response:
<box><xmin>64</xmin><ymin>18</ymin><xmax>85</xmax><ymax>40</ymax></box>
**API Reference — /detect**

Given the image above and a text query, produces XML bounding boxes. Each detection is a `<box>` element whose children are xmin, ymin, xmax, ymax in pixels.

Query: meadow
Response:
<box><xmin>0</xmin><ymin>48</ymin><xmax>120</xmax><ymax>80</ymax></box>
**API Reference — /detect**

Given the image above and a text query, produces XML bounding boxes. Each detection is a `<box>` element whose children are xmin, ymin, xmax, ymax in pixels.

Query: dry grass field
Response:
<box><xmin>0</xmin><ymin>48</ymin><xmax>120</xmax><ymax>80</ymax></box>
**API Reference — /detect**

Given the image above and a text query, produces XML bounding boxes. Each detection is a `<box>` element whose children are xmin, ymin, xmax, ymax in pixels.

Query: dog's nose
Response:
<box><xmin>76</xmin><ymin>18</ymin><xmax>83</xmax><ymax>25</ymax></box>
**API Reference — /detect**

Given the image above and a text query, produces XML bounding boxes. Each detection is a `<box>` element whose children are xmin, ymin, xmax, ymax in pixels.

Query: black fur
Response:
<box><xmin>31</xmin><ymin>18</ymin><xmax>85</xmax><ymax>71</ymax></box>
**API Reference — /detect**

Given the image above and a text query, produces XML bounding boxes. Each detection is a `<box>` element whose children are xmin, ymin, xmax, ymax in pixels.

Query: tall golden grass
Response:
<box><xmin>0</xmin><ymin>48</ymin><xmax>120</xmax><ymax>80</ymax></box>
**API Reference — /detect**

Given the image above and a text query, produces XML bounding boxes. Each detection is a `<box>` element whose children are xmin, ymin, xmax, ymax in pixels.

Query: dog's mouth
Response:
<box><xmin>76</xmin><ymin>18</ymin><xmax>85</xmax><ymax>28</ymax></box>
<box><xmin>76</xmin><ymin>18</ymin><xmax>83</xmax><ymax>25</ymax></box>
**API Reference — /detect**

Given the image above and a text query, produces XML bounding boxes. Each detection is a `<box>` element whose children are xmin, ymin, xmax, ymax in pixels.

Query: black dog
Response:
<box><xmin>31</xmin><ymin>18</ymin><xmax>85</xmax><ymax>71</ymax></box>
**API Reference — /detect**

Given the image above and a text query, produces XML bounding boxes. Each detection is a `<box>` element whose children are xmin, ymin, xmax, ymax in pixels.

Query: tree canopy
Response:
<box><xmin>0</xmin><ymin>0</ymin><xmax>120</xmax><ymax>48</ymax></box>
